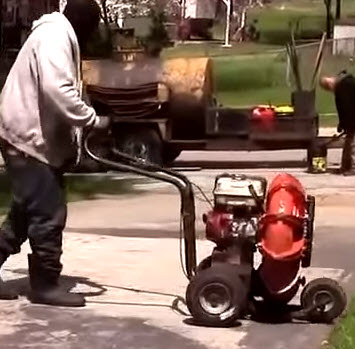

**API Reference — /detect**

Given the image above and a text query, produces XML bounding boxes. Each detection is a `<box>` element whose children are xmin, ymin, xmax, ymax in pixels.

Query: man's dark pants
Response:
<box><xmin>0</xmin><ymin>141</ymin><xmax>66</xmax><ymax>281</ymax></box>
<box><xmin>341</xmin><ymin>131</ymin><xmax>355</xmax><ymax>173</ymax></box>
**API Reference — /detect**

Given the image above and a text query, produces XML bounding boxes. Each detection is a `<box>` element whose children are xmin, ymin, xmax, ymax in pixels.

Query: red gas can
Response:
<box><xmin>251</xmin><ymin>105</ymin><xmax>276</xmax><ymax>132</ymax></box>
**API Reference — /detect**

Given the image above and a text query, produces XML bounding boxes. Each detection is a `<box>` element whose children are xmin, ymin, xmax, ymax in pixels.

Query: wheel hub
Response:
<box><xmin>198</xmin><ymin>283</ymin><xmax>232</xmax><ymax>315</ymax></box>
<box><xmin>313</xmin><ymin>290</ymin><xmax>334</xmax><ymax>312</ymax></box>
<box><xmin>123</xmin><ymin>141</ymin><xmax>149</xmax><ymax>161</ymax></box>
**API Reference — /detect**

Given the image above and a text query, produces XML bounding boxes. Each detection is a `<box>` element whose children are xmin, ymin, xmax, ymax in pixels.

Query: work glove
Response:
<box><xmin>93</xmin><ymin>116</ymin><xmax>111</xmax><ymax>130</ymax></box>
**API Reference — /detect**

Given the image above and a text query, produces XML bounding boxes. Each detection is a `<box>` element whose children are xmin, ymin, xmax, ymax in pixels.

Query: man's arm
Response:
<box><xmin>36</xmin><ymin>24</ymin><xmax>97</xmax><ymax>127</ymax></box>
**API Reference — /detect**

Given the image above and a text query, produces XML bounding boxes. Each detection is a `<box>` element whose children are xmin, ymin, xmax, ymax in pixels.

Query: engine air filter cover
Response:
<box><xmin>213</xmin><ymin>174</ymin><xmax>267</xmax><ymax>207</ymax></box>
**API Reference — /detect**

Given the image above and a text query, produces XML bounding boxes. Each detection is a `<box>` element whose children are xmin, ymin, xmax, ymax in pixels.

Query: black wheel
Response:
<box><xmin>195</xmin><ymin>256</ymin><xmax>212</xmax><ymax>274</ymax></box>
<box><xmin>77</xmin><ymin>151</ymin><xmax>106</xmax><ymax>173</ymax></box>
<box><xmin>302</xmin><ymin>195</ymin><xmax>315</xmax><ymax>268</ymax></box>
<box><xmin>301</xmin><ymin>278</ymin><xmax>347</xmax><ymax>323</ymax></box>
<box><xmin>186</xmin><ymin>264</ymin><xmax>249</xmax><ymax>327</ymax></box>
<box><xmin>74</xmin><ymin>133</ymin><xmax>113</xmax><ymax>173</ymax></box>
<box><xmin>115</xmin><ymin>128</ymin><xmax>163</xmax><ymax>166</ymax></box>
<box><xmin>162</xmin><ymin>146</ymin><xmax>181</xmax><ymax>165</ymax></box>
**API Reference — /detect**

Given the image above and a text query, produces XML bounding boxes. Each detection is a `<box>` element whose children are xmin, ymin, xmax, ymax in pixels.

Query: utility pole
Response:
<box><xmin>221</xmin><ymin>0</ymin><xmax>232</xmax><ymax>47</ymax></box>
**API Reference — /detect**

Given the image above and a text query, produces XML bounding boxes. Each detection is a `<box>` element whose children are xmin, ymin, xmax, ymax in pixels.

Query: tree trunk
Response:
<box><xmin>336</xmin><ymin>0</ymin><xmax>341</xmax><ymax>20</ymax></box>
<box><xmin>101</xmin><ymin>0</ymin><xmax>109</xmax><ymax>25</ymax></box>
<box><xmin>324</xmin><ymin>0</ymin><xmax>333</xmax><ymax>39</ymax></box>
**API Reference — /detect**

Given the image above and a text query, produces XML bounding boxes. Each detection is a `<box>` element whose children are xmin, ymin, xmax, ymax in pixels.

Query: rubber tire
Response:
<box><xmin>73</xmin><ymin>134</ymin><xmax>113</xmax><ymax>173</ymax></box>
<box><xmin>115</xmin><ymin>128</ymin><xmax>163</xmax><ymax>166</ymax></box>
<box><xmin>75</xmin><ymin>152</ymin><xmax>105</xmax><ymax>173</ymax></box>
<box><xmin>186</xmin><ymin>264</ymin><xmax>248</xmax><ymax>327</ymax></box>
<box><xmin>195</xmin><ymin>256</ymin><xmax>212</xmax><ymax>274</ymax></box>
<box><xmin>162</xmin><ymin>146</ymin><xmax>181</xmax><ymax>165</ymax></box>
<box><xmin>301</xmin><ymin>278</ymin><xmax>347</xmax><ymax>323</ymax></box>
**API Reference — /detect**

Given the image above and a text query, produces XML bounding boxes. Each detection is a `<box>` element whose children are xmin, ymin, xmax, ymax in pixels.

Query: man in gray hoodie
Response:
<box><xmin>0</xmin><ymin>0</ymin><xmax>107</xmax><ymax>307</ymax></box>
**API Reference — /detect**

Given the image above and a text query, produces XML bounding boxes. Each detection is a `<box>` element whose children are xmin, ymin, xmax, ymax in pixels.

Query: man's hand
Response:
<box><xmin>337</xmin><ymin>124</ymin><xmax>344</xmax><ymax>133</ymax></box>
<box><xmin>93</xmin><ymin>116</ymin><xmax>111</xmax><ymax>130</ymax></box>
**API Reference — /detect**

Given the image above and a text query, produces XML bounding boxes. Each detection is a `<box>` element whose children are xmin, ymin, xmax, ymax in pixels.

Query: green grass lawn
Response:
<box><xmin>212</xmin><ymin>52</ymin><xmax>352</xmax><ymax>127</ymax></box>
<box><xmin>163</xmin><ymin>42</ymin><xmax>283</xmax><ymax>59</ymax></box>
<box><xmin>328</xmin><ymin>297</ymin><xmax>355</xmax><ymax>349</ymax></box>
<box><xmin>217</xmin><ymin>90</ymin><xmax>338</xmax><ymax>127</ymax></box>
<box><xmin>165</xmin><ymin>48</ymin><xmax>343</xmax><ymax>127</ymax></box>
<box><xmin>162</xmin><ymin>0</ymin><xmax>355</xmax><ymax>128</ymax></box>
<box><xmin>250</xmin><ymin>0</ymin><xmax>355</xmax><ymax>45</ymax></box>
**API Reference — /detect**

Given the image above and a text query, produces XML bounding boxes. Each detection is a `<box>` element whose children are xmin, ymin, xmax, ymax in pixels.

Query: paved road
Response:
<box><xmin>175</xmin><ymin>149</ymin><xmax>342</xmax><ymax>169</ymax></box>
<box><xmin>1</xmin><ymin>149</ymin><xmax>354</xmax><ymax>349</ymax></box>
<box><xmin>0</xmin><ymin>147</ymin><xmax>342</xmax><ymax>172</ymax></box>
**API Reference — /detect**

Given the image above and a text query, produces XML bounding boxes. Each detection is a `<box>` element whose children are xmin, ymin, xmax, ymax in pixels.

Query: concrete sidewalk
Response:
<box><xmin>0</xmin><ymin>184</ymin><xmax>353</xmax><ymax>349</ymax></box>
<box><xmin>0</xmin><ymin>233</ymin><xmax>224</xmax><ymax>349</ymax></box>
<box><xmin>0</xmin><ymin>229</ymin><xmax>348</xmax><ymax>349</ymax></box>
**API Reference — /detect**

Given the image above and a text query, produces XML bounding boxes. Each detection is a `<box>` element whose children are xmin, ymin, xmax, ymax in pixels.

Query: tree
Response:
<box><xmin>144</xmin><ymin>4</ymin><xmax>170</xmax><ymax>56</ymax></box>
<box><xmin>323</xmin><ymin>0</ymin><xmax>333</xmax><ymax>39</ymax></box>
<box><xmin>336</xmin><ymin>0</ymin><xmax>341</xmax><ymax>20</ymax></box>
<box><xmin>99</xmin><ymin>0</ymin><xmax>109</xmax><ymax>24</ymax></box>
<box><xmin>96</xmin><ymin>0</ymin><xmax>154</xmax><ymax>23</ymax></box>
<box><xmin>230</xmin><ymin>0</ymin><xmax>265</xmax><ymax>42</ymax></box>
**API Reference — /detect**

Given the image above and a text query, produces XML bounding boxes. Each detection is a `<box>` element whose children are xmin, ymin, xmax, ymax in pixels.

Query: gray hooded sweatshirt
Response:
<box><xmin>0</xmin><ymin>12</ymin><xmax>97</xmax><ymax>168</ymax></box>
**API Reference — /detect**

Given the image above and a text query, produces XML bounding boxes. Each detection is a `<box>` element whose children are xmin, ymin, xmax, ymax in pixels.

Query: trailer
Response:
<box><xmin>80</xmin><ymin>56</ymin><xmax>337</xmax><ymax>172</ymax></box>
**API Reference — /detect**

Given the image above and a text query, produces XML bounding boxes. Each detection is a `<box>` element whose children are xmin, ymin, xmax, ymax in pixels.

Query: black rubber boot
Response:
<box><xmin>28</xmin><ymin>254</ymin><xmax>85</xmax><ymax>307</ymax></box>
<box><xmin>0</xmin><ymin>252</ymin><xmax>18</xmax><ymax>300</ymax></box>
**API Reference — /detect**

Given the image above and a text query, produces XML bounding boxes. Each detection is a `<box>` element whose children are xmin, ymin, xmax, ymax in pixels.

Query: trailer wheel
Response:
<box><xmin>74</xmin><ymin>134</ymin><xmax>113</xmax><ymax>173</ymax></box>
<box><xmin>115</xmin><ymin>128</ymin><xmax>163</xmax><ymax>166</ymax></box>
<box><xmin>162</xmin><ymin>146</ymin><xmax>181</xmax><ymax>165</ymax></box>
<box><xmin>186</xmin><ymin>264</ymin><xmax>248</xmax><ymax>327</ymax></box>
<box><xmin>301</xmin><ymin>278</ymin><xmax>347</xmax><ymax>323</ymax></box>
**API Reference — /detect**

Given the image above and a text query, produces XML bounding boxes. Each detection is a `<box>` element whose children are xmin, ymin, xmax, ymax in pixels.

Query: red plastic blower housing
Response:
<box><xmin>258</xmin><ymin>173</ymin><xmax>307</xmax><ymax>302</ymax></box>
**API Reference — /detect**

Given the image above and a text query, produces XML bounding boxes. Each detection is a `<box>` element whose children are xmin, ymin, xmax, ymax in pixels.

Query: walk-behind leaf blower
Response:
<box><xmin>85</xmin><ymin>130</ymin><xmax>347</xmax><ymax>328</ymax></box>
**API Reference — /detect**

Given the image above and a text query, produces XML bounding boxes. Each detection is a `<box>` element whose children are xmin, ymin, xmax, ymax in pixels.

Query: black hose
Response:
<box><xmin>83</xmin><ymin>130</ymin><xmax>197</xmax><ymax>279</ymax></box>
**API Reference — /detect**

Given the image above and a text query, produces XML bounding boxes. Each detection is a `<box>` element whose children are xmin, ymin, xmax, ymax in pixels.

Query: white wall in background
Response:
<box><xmin>333</xmin><ymin>25</ymin><xmax>355</xmax><ymax>56</ymax></box>
<box><xmin>185</xmin><ymin>0</ymin><xmax>216</xmax><ymax>19</ymax></box>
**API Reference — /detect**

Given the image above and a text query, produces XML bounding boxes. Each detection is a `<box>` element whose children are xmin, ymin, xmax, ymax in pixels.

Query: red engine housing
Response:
<box><xmin>204</xmin><ymin>210</ymin><xmax>234</xmax><ymax>244</ymax></box>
